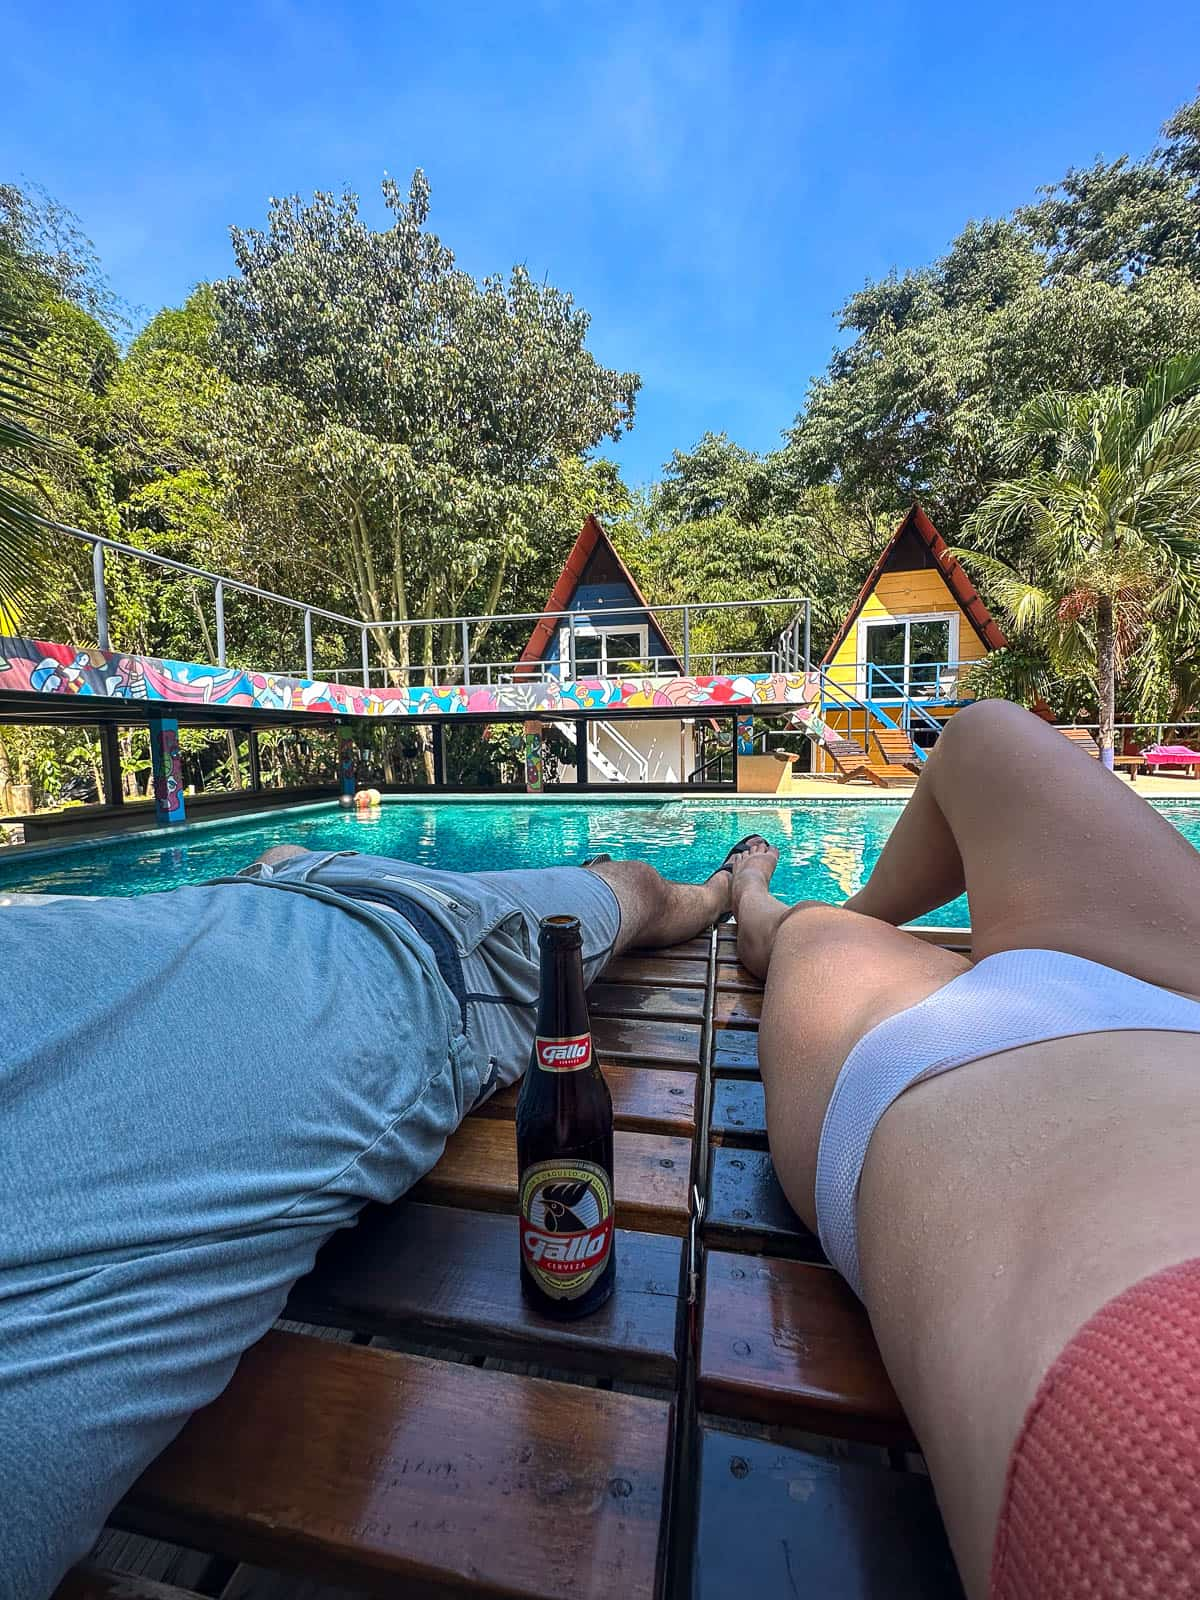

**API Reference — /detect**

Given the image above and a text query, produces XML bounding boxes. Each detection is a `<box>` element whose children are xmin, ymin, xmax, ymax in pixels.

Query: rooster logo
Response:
<box><xmin>533</xmin><ymin>1180</ymin><xmax>601</xmax><ymax>1234</ymax></box>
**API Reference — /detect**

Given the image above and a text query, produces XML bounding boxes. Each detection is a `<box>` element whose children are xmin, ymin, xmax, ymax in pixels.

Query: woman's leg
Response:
<box><xmin>845</xmin><ymin>699</ymin><xmax>1200</xmax><ymax>991</ymax></box>
<box><xmin>734</xmin><ymin>709</ymin><xmax>1200</xmax><ymax>1596</ymax></box>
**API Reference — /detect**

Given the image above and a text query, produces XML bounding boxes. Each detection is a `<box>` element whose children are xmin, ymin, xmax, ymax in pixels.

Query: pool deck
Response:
<box><xmin>779</xmin><ymin>770</ymin><xmax>1200</xmax><ymax>800</ymax></box>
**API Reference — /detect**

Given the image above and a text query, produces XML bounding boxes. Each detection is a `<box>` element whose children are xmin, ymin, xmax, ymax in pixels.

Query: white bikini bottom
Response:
<box><xmin>814</xmin><ymin>948</ymin><xmax>1200</xmax><ymax>1300</ymax></box>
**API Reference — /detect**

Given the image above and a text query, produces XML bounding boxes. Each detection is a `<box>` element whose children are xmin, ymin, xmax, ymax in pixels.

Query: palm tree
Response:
<box><xmin>960</xmin><ymin>355</ymin><xmax>1200</xmax><ymax>766</ymax></box>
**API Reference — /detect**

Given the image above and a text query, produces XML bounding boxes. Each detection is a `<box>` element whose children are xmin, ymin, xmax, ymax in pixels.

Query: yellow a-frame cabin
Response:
<box><xmin>813</xmin><ymin>504</ymin><xmax>1006</xmax><ymax>777</ymax></box>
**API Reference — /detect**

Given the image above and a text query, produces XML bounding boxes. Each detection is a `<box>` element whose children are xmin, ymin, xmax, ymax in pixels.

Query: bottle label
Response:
<box><xmin>534</xmin><ymin>1032</ymin><xmax>592</xmax><ymax>1072</ymax></box>
<box><xmin>519</xmin><ymin>1159</ymin><xmax>614</xmax><ymax>1299</ymax></box>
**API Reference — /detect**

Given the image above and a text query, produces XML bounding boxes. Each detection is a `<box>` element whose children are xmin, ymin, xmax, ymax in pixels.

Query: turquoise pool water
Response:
<box><xmin>5</xmin><ymin>798</ymin><xmax>1200</xmax><ymax>926</ymax></box>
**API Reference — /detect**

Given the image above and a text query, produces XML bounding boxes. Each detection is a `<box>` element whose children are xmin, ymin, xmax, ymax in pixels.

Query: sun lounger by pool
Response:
<box><xmin>1141</xmin><ymin>744</ymin><xmax>1200</xmax><ymax>776</ymax></box>
<box><xmin>823</xmin><ymin>734</ymin><xmax>914</xmax><ymax>788</ymax></box>
<box><xmin>1059</xmin><ymin>727</ymin><xmax>1101</xmax><ymax>757</ymax></box>
<box><xmin>69</xmin><ymin>936</ymin><xmax>963</xmax><ymax>1600</ymax></box>
<box><xmin>870</xmin><ymin>727</ymin><xmax>924</xmax><ymax>776</ymax></box>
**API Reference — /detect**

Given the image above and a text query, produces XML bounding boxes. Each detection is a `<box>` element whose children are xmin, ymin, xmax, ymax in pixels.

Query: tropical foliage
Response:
<box><xmin>4</xmin><ymin>88</ymin><xmax>1200</xmax><ymax>811</ymax></box>
<box><xmin>959</xmin><ymin>357</ymin><xmax>1200</xmax><ymax>759</ymax></box>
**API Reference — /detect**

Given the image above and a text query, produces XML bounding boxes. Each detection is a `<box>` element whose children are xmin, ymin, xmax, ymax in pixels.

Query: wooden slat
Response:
<box><xmin>713</xmin><ymin>991</ymin><xmax>762</xmax><ymax>1029</ymax></box>
<box><xmin>289</xmin><ymin>1202</ymin><xmax>683</xmax><ymax>1384</ymax></box>
<box><xmin>604</xmin><ymin>954</ymin><xmax>708</xmax><ymax>987</ymax></box>
<box><xmin>904</xmin><ymin>925</ymin><xmax>973</xmax><ymax>954</ymax></box>
<box><xmin>715</xmin><ymin>960</ymin><xmax>760</xmax><ymax>993</ymax></box>
<box><xmin>476</xmin><ymin>1063</ymin><xmax>695</xmax><ymax>1136</ymax></box>
<box><xmin>119</xmin><ymin>1332</ymin><xmax>671</xmax><ymax>1600</ymax></box>
<box><xmin>630</xmin><ymin>935</ymin><xmax>710</xmax><ymax>957</ymax></box>
<box><xmin>712</xmin><ymin>1027</ymin><xmax>759</xmax><ymax>1076</ymax></box>
<box><xmin>694</xmin><ymin>1426</ymin><xmax>964</xmax><ymax>1600</ymax></box>
<box><xmin>592</xmin><ymin>1014</ymin><xmax>702</xmax><ymax>1068</ymax></box>
<box><xmin>698</xmin><ymin>1251</ymin><xmax>909</xmax><ymax>1443</ymax></box>
<box><xmin>55</xmin><ymin>1570</ymin><xmax>205</xmax><ymax>1600</ymax></box>
<box><xmin>413</xmin><ymin>1117</ymin><xmax>693</xmax><ymax>1236</ymax></box>
<box><xmin>590</xmin><ymin>982</ymin><xmax>705</xmax><ymax>1023</ymax></box>
<box><xmin>704</xmin><ymin>1147</ymin><xmax>820</xmax><ymax>1259</ymax></box>
<box><xmin>710</xmin><ymin>1078</ymin><xmax>767</xmax><ymax>1147</ymax></box>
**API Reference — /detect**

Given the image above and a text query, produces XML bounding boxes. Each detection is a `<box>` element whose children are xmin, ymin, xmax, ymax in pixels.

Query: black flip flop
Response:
<box><xmin>710</xmin><ymin>834</ymin><xmax>772</xmax><ymax>877</ymax></box>
<box><xmin>711</xmin><ymin>834</ymin><xmax>774</xmax><ymax>923</ymax></box>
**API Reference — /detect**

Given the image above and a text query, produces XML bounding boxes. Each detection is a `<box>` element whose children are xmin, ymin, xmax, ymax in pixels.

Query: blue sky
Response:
<box><xmin>6</xmin><ymin>2</ymin><xmax>1199</xmax><ymax>484</ymax></box>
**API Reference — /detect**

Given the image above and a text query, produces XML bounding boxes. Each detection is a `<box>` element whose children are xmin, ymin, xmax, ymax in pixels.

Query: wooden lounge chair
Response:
<box><xmin>823</xmin><ymin>735</ymin><xmax>913</xmax><ymax>788</ymax></box>
<box><xmin>1059</xmin><ymin>726</ymin><xmax>1101</xmax><ymax>757</ymax></box>
<box><xmin>870</xmin><ymin>726</ymin><xmax>924</xmax><ymax>776</ymax></box>
<box><xmin>73</xmin><ymin>938</ymin><xmax>962</xmax><ymax>1600</ymax></box>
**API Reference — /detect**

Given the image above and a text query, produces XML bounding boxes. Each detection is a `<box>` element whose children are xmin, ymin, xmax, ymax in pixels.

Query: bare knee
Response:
<box><xmin>252</xmin><ymin>843</ymin><xmax>309</xmax><ymax>869</ymax></box>
<box><xmin>929</xmin><ymin>698</ymin><xmax>1047</xmax><ymax>772</ymax></box>
<box><xmin>590</xmin><ymin>858</ymin><xmax>666</xmax><ymax>921</ymax></box>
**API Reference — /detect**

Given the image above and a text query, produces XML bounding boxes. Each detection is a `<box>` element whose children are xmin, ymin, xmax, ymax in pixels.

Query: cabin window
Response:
<box><xmin>860</xmin><ymin>614</ymin><xmax>957</xmax><ymax>698</ymax></box>
<box><xmin>559</xmin><ymin>623</ymin><xmax>650</xmax><ymax>676</ymax></box>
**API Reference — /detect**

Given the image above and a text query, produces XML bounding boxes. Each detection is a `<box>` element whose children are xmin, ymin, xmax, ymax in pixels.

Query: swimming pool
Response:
<box><xmin>4</xmin><ymin>797</ymin><xmax>1200</xmax><ymax>926</ymax></box>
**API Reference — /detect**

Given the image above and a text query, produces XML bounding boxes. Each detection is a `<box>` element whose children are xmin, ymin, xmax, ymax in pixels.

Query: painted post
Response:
<box><xmin>524</xmin><ymin>720</ymin><xmax>544</xmax><ymax>793</ymax></box>
<box><xmin>149</xmin><ymin>718</ymin><xmax>185</xmax><ymax>824</ymax></box>
<box><xmin>99</xmin><ymin>722</ymin><xmax>123</xmax><ymax>806</ymax></box>
<box><xmin>337</xmin><ymin>721</ymin><xmax>357</xmax><ymax>797</ymax></box>
<box><xmin>246</xmin><ymin>727</ymin><xmax>262</xmax><ymax>792</ymax></box>
<box><xmin>736</xmin><ymin>714</ymin><xmax>755</xmax><ymax>756</ymax></box>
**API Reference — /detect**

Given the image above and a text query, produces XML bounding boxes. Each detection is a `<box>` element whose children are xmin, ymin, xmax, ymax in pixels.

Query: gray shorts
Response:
<box><xmin>231</xmin><ymin>849</ymin><xmax>624</xmax><ymax>1100</ymax></box>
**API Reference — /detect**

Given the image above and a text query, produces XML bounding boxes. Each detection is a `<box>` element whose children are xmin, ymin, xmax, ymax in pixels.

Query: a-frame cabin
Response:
<box><xmin>814</xmin><ymin>504</ymin><xmax>1005</xmax><ymax>775</ymax></box>
<box><xmin>518</xmin><ymin>514</ymin><xmax>679</xmax><ymax>680</ymax></box>
<box><xmin>517</xmin><ymin>515</ymin><xmax>691</xmax><ymax>783</ymax></box>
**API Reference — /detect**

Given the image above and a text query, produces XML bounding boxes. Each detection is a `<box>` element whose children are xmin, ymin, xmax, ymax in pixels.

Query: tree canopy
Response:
<box><xmin>6</xmin><ymin>86</ymin><xmax>1200</xmax><ymax>812</ymax></box>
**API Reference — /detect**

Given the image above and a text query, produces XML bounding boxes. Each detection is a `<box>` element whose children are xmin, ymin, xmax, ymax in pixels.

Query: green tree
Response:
<box><xmin>787</xmin><ymin>92</ymin><xmax>1200</xmax><ymax>537</ymax></box>
<box><xmin>628</xmin><ymin>436</ymin><xmax>879</xmax><ymax>667</ymax></box>
<box><xmin>960</xmin><ymin>355</ymin><xmax>1200</xmax><ymax>764</ymax></box>
<box><xmin>211</xmin><ymin>173</ymin><xmax>638</xmax><ymax>683</ymax></box>
<box><xmin>0</xmin><ymin>184</ymin><xmax>120</xmax><ymax>623</ymax></box>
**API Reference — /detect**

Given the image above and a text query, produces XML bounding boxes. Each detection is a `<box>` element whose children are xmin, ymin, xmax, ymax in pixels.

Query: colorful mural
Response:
<box><xmin>0</xmin><ymin>636</ymin><xmax>822</xmax><ymax>720</ymax></box>
<box><xmin>149</xmin><ymin>719</ymin><xmax>185</xmax><ymax>824</ymax></box>
<box><xmin>735</xmin><ymin>714</ymin><xmax>755</xmax><ymax>756</ymax></box>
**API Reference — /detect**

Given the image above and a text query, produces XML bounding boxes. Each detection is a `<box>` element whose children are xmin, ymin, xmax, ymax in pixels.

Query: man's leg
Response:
<box><xmin>586</xmin><ymin>857</ymin><xmax>730</xmax><ymax>954</ymax></box>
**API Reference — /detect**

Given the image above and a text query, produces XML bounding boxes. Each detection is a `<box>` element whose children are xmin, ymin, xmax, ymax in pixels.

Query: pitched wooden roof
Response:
<box><xmin>518</xmin><ymin>514</ymin><xmax>667</xmax><ymax>666</ymax></box>
<box><xmin>821</xmin><ymin>504</ymin><xmax>1007</xmax><ymax>665</ymax></box>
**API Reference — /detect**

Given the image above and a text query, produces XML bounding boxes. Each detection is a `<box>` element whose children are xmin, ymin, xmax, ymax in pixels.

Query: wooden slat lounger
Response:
<box><xmin>824</xmin><ymin>733</ymin><xmax>915</xmax><ymax>787</ymax></box>
<box><xmin>871</xmin><ymin>726</ymin><xmax>925</xmax><ymax>774</ymax></box>
<box><xmin>1059</xmin><ymin>726</ymin><xmax>1101</xmax><ymax>756</ymax></box>
<box><xmin>69</xmin><ymin>926</ymin><xmax>969</xmax><ymax>1600</ymax></box>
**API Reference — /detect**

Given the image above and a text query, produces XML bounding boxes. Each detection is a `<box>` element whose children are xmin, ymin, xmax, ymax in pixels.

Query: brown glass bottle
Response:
<box><xmin>516</xmin><ymin>915</ymin><xmax>616</xmax><ymax>1318</ymax></box>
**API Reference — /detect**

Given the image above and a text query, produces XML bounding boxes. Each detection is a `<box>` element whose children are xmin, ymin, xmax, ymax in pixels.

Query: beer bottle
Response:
<box><xmin>516</xmin><ymin>914</ymin><xmax>616</xmax><ymax>1318</ymax></box>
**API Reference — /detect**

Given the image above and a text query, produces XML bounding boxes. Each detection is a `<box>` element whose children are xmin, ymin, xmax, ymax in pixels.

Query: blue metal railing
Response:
<box><xmin>863</xmin><ymin>660</ymin><xmax>963</xmax><ymax>704</ymax></box>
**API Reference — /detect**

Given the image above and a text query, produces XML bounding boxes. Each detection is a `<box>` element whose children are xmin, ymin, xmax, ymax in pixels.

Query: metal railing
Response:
<box><xmin>43</xmin><ymin>522</ymin><xmax>814</xmax><ymax>689</ymax></box>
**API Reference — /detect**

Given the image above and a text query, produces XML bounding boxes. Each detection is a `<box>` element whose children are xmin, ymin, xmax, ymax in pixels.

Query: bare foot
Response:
<box><xmin>729</xmin><ymin>838</ymin><xmax>780</xmax><ymax>917</ymax></box>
